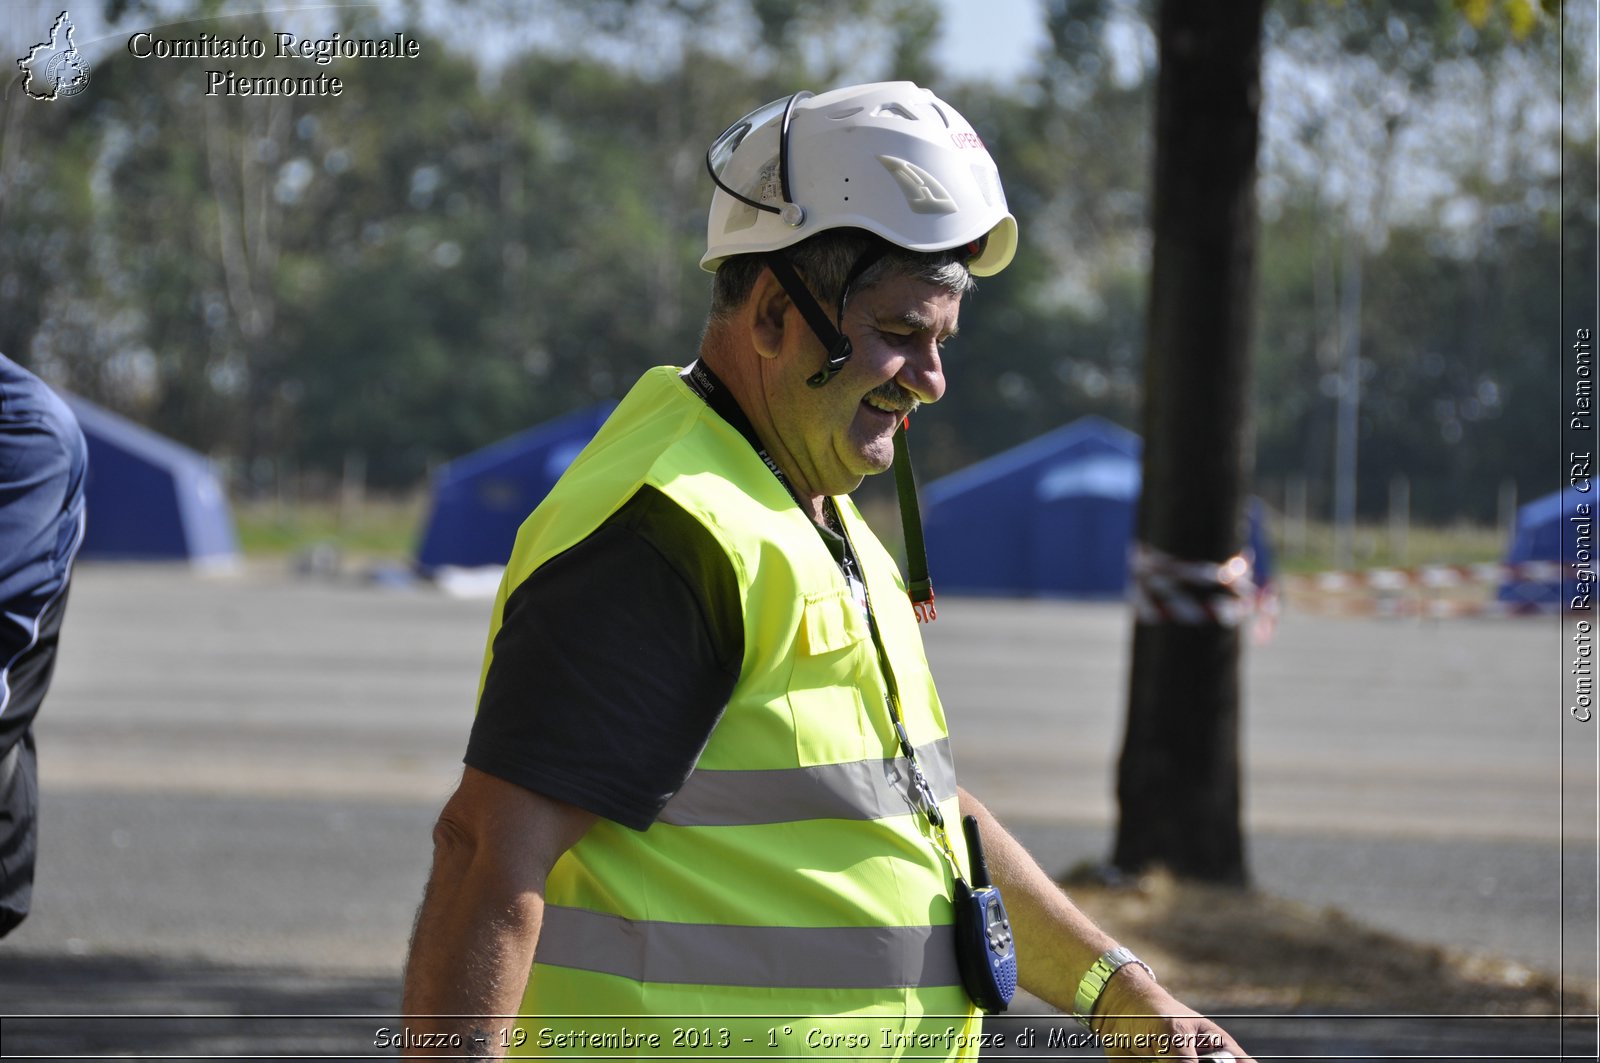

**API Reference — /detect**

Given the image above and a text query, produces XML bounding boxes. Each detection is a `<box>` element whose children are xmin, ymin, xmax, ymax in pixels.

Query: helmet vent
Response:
<box><xmin>827</xmin><ymin>106</ymin><xmax>865</xmax><ymax>120</ymax></box>
<box><xmin>877</xmin><ymin>156</ymin><xmax>958</xmax><ymax>215</ymax></box>
<box><xmin>872</xmin><ymin>102</ymin><xmax>918</xmax><ymax>121</ymax></box>
<box><xmin>972</xmin><ymin>164</ymin><xmax>1004</xmax><ymax>209</ymax></box>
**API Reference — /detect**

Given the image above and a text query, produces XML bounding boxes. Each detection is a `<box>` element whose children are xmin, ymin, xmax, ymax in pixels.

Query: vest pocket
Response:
<box><xmin>789</xmin><ymin>589</ymin><xmax>877</xmax><ymax>765</ymax></box>
<box><xmin>798</xmin><ymin>588</ymin><xmax>868</xmax><ymax>655</ymax></box>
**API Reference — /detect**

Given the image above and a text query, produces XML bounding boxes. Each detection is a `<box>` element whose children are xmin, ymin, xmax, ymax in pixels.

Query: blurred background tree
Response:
<box><xmin>1115</xmin><ymin>0</ymin><xmax>1266</xmax><ymax>885</ymax></box>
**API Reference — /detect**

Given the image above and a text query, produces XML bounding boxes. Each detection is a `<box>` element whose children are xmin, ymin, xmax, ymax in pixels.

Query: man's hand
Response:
<box><xmin>955</xmin><ymin>789</ymin><xmax>1251</xmax><ymax>1062</ymax></box>
<box><xmin>1088</xmin><ymin>963</ymin><xmax>1254</xmax><ymax>1062</ymax></box>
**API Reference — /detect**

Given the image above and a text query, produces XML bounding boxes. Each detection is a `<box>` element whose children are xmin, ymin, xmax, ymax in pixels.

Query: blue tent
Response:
<box><xmin>62</xmin><ymin>395</ymin><xmax>238</xmax><ymax>564</ymax></box>
<box><xmin>922</xmin><ymin>416</ymin><xmax>1270</xmax><ymax>598</ymax></box>
<box><xmin>416</xmin><ymin>403</ymin><xmax>616</xmax><ymax>571</ymax></box>
<box><xmin>924</xmin><ymin>417</ymin><xmax>1141</xmax><ymax>597</ymax></box>
<box><xmin>1498</xmin><ymin>486</ymin><xmax>1593</xmax><ymax>607</ymax></box>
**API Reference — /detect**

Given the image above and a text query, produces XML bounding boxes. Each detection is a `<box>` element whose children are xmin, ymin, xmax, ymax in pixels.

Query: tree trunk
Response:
<box><xmin>1112</xmin><ymin>0</ymin><xmax>1265</xmax><ymax>885</ymax></box>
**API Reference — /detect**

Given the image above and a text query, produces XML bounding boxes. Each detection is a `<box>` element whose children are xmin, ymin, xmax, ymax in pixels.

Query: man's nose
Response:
<box><xmin>899</xmin><ymin>341</ymin><xmax>945</xmax><ymax>404</ymax></box>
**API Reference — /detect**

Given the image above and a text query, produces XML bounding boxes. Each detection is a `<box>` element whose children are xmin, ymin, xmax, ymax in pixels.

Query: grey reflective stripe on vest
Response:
<box><xmin>657</xmin><ymin>737</ymin><xmax>957</xmax><ymax>828</ymax></box>
<box><xmin>536</xmin><ymin>905</ymin><xmax>962</xmax><ymax>989</ymax></box>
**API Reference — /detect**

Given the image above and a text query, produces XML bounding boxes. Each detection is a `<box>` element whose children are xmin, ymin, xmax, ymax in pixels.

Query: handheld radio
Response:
<box><xmin>952</xmin><ymin>814</ymin><xmax>1018</xmax><ymax>1012</ymax></box>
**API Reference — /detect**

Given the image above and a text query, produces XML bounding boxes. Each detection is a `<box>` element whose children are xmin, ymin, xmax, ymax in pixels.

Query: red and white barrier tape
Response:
<box><xmin>1130</xmin><ymin>549</ymin><xmax>1573</xmax><ymax>629</ymax></box>
<box><xmin>1298</xmin><ymin>561</ymin><xmax>1563</xmax><ymax>594</ymax></box>
<box><xmin>1284</xmin><ymin>560</ymin><xmax>1579</xmax><ymax>618</ymax></box>
<box><xmin>1130</xmin><ymin>542</ymin><xmax>1268</xmax><ymax>630</ymax></box>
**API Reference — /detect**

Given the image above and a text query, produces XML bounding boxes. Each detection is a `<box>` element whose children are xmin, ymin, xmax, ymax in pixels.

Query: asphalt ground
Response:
<box><xmin>1</xmin><ymin>563</ymin><xmax>1596</xmax><ymax>1060</ymax></box>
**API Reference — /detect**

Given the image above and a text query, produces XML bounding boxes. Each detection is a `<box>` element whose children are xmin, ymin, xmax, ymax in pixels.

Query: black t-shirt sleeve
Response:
<box><xmin>465</xmin><ymin>486</ymin><xmax>742</xmax><ymax>831</ymax></box>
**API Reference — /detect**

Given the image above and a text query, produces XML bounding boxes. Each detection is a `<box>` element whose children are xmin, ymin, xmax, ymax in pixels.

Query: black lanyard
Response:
<box><xmin>680</xmin><ymin>360</ymin><xmax>862</xmax><ymax>579</ymax></box>
<box><xmin>681</xmin><ymin>360</ymin><xmax>936</xmax><ymax>617</ymax></box>
<box><xmin>680</xmin><ymin>360</ymin><xmax>964</xmax><ymax>877</ymax></box>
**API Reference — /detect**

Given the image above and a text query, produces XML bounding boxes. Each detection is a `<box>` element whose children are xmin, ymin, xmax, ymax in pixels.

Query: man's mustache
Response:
<box><xmin>865</xmin><ymin>380</ymin><xmax>920</xmax><ymax>416</ymax></box>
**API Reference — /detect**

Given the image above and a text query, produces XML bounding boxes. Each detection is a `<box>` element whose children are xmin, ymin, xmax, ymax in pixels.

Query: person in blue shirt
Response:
<box><xmin>0</xmin><ymin>353</ymin><xmax>87</xmax><ymax>937</ymax></box>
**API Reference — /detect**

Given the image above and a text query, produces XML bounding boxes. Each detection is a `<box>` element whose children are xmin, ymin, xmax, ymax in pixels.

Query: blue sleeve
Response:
<box><xmin>0</xmin><ymin>355</ymin><xmax>87</xmax><ymax>734</ymax></box>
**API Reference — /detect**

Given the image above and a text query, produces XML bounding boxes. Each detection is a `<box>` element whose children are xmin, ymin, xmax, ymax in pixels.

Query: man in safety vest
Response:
<box><xmin>402</xmin><ymin>82</ymin><xmax>1253</xmax><ymax>1062</ymax></box>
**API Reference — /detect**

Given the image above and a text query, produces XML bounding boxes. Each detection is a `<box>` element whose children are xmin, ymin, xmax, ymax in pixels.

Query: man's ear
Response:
<box><xmin>749</xmin><ymin>268</ymin><xmax>791</xmax><ymax>361</ymax></box>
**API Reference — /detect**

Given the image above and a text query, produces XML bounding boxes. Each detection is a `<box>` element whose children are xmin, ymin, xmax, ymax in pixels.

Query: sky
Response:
<box><xmin>932</xmin><ymin>0</ymin><xmax>1049</xmax><ymax>85</ymax></box>
<box><xmin>5</xmin><ymin>0</ymin><xmax>1054</xmax><ymax>89</ymax></box>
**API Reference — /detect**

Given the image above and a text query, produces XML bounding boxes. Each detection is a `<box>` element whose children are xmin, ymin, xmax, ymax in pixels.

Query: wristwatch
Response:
<box><xmin>1072</xmin><ymin>946</ymin><xmax>1155</xmax><ymax>1030</ymax></box>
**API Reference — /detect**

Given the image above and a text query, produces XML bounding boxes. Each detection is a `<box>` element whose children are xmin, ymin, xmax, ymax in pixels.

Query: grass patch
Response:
<box><xmin>229</xmin><ymin>489</ymin><xmax>1506</xmax><ymax>585</ymax></box>
<box><xmin>1275</xmin><ymin>519</ymin><xmax>1507</xmax><ymax>575</ymax></box>
<box><xmin>857</xmin><ymin>490</ymin><xmax>1507</xmax><ymax>581</ymax></box>
<box><xmin>233</xmin><ymin>495</ymin><xmax>429</xmax><ymax>559</ymax></box>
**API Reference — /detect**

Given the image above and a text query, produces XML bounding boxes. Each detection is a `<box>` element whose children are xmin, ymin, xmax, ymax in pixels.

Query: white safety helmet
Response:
<box><xmin>701</xmin><ymin>81</ymin><xmax>1018</xmax><ymax>277</ymax></box>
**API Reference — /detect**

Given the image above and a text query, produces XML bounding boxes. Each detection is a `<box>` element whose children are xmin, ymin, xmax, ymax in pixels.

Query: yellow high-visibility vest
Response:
<box><xmin>481</xmin><ymin>366</ymin><xmax>980</xmax><ymax>1059</ymax></box>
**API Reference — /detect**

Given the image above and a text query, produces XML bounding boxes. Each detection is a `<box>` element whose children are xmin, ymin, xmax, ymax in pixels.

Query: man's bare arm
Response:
<box><xmin>401</xmin><ymin>767</ymin><xmax>596</xmax><ymax>1058</ymax></box>
<box><xmin>958</xmin><ymin>789</ymin><xmax>1251</xmax><ymax>1062</ymax></box>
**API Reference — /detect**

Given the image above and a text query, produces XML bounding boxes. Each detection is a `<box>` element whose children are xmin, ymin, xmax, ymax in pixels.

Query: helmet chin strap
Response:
<box><xmin>762</xmin><ymin>253</ymin><xmax>850</xmax><ymax>386</ymax></box>
<box><xmin>760</xmin><ymin>245</ymin><xmax>938</xmax><ymax>621</ymax></box>
<box><xmin>762</xmin><ymin>246</ymin><xmax>889</xmax><ymax>388</ymax></box>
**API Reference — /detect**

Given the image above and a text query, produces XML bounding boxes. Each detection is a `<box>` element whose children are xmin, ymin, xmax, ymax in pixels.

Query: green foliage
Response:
<box><xmin>1456</xmin><ymin>0</ymin><xmax>1561</xmax><ymax>38</ymax></box>
<box><xmin>1255</xmin><ymin>204</ymin><xmax>1559</xmax><ymax>522</ymax></box>
<box><xmin>0</xmin><ymin>0</ymin><xmax>1582</xmax><ymax>526</ymax></box>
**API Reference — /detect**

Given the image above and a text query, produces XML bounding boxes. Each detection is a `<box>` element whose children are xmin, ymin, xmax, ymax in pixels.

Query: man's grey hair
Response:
<box><xmin>708</xmin><ymin>229</ymin><xmax>976</xmax><ymax>325</ymax></box>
